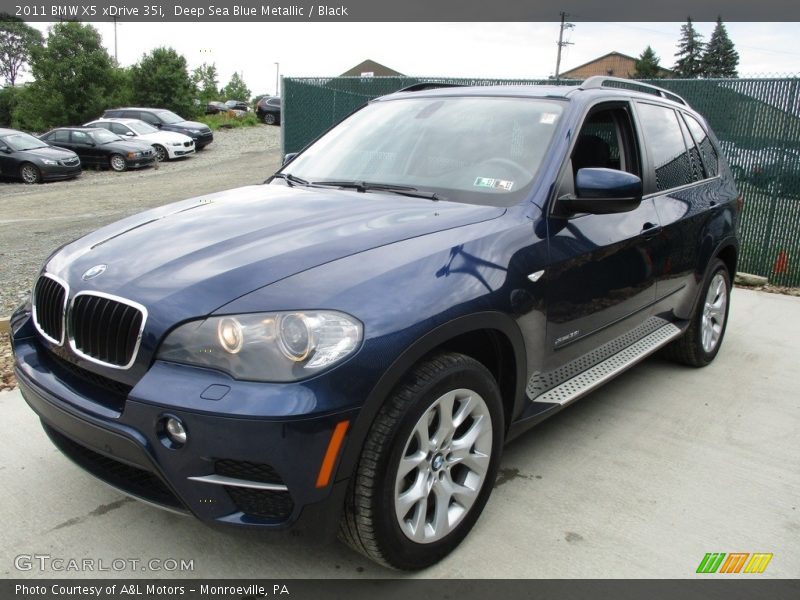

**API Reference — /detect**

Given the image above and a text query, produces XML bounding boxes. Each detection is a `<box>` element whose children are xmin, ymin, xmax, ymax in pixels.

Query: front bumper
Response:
<box><xmin>41</xmin><ymin>164</ymin><xmax>82</xmax><ymax>181</ymax></box>
<box><xmin>126</xmin><ymin>155</ymin><xmax>156</xmax><ymax>169</ymax></box>
<box><xmin>13</xmin><ymin>332</ymin><xmax>356</xmax><ymax>540</ymax></box>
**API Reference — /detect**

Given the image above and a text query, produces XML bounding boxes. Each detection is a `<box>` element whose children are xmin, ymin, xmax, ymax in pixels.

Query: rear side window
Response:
<box><xmin>637</xmin><ymin>102</ymin><xmax>694</xmax><ymax>191</ymax></box>
<box><xmin>52</xmin><ymin>130</ymin><xmax>70</xmax><ymax>142</ymax></box>
<box><xmin>267</xmin><ymin>98</ymin><xmax>281</xmax><ymax>107</ymax></box>
<box><xmin>138</xmin><ymin>112</ymin><xmax>159</xmax><ymax>125</ymax></box>
<box><xmin>683</xmin><ymin>114</ymin><xmax>719</xmax><ymax>178</ymax></box>
<box><xmin>71</xmin><ymin>131</ymin><xmax>90</xmax><ymax>144</ymax></box>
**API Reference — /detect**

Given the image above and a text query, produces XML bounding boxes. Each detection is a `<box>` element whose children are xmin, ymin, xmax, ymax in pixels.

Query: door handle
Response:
<box><xmin>640</xmin><ymin>222</ymin><xmax>662</xmax><ymax>238</ymax></box>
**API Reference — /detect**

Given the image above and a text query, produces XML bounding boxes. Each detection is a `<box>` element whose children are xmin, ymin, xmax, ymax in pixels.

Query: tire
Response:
<box><xmin>153</xmin><ymin>144</ymin><xmax>167</xmax><ymax>162</ymax></box>
<box><xmin>339</xmin><ymin>352</ymin><xmax>504</xmax><ymax>570</ymax></box>
<box><xmin>109</xmin><ymin>154</ymin><xmax>127</xmax><ymax>172</ymax></box>
<box><xmin>19</xmin><ymin>162</ymin><xmax>42</xmax><ymax>184</ymax></box>
<box><xmin>263</xmin><ymin>113</ymin><xmax>277</xmax><ymax>125</ymax></box>
<box><xmin>662</xmin><ymin>259</ymin><xmax>731</xmax><ymax>367</ymax></box>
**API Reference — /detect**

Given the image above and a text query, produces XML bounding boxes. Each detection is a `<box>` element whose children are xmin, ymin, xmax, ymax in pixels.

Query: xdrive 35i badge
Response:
<box><xmin>81</xmin><ymin>264</ymin><xmax>107</xmax><ymax>280</ymax></box>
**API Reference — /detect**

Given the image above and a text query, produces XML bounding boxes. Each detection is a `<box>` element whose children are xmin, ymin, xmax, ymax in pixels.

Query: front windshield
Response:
<box><xmin>283</xmin><ymin>96</ymin><xmax>564</xmax><ymax>206</ymax></box>
<box><xmin>157</xmin><ymin>110</ymin><xmax>184</xmax><ymax>124</ymax></box>
<box><xmin>89</xmin><ymin>129</ymin><xmax>123</xmax><ymax>144</ymax></box>
<box><xmin>2</xmin><ymin>132</ymin><xmax>48</xmax><ymax>151</ymax></box>
<box><xmin>129</xmin><ymin>121</ymin><xmax>158</xmax><ymax>134</ymax></box>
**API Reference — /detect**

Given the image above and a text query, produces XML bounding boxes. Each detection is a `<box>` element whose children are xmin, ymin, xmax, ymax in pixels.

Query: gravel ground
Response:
<box><xmin>0</xmin><ymin>124</ymin><xmax>282</xmax><ymax>389</ymax></box>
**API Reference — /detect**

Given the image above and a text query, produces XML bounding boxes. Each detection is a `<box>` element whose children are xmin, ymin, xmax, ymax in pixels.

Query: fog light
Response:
<box><xmin>165</xmin><ymin>417</ymin><xmax>187</xmax><ymax>445</ymax></box>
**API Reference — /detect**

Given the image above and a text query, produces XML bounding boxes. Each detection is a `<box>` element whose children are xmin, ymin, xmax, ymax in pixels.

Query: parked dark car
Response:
<box><xmin>224</xmin><ymin>100</ymin><xmax>249</xmax><ymax>112</ymax></box>
<box><xmin>0</xmin><ymin>128</ymin><xmax>81</xmax><ymax>183</ymax></box>
<box><xmin>39</xmin><ymin>127</ymin><xmax>156</xmax><ymax>172</ymax></box>
<box><xmin>102</xmin><ymin>107</ymin><xmax>214</xmax><ymax>149</ymax></box>
<box><xmin>12</xmin><ymin>78</ymin><xmax>739</xmax><ymax>570</ymax></box>
<box><xmin>256</xmin><ymin>96</ymin><xmax>281</xmax><ymax>125</ymax></box>
<box><xmin>205</xmin><ymin>101</ymin><xmax>226</xmax><ymax>115</ymax></box>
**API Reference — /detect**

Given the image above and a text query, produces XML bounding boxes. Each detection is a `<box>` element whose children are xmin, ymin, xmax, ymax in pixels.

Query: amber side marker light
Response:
<box><xmin>316</xmin><ymin>420</ymin><xmax>350</xmax><ymax>488</ymax></box>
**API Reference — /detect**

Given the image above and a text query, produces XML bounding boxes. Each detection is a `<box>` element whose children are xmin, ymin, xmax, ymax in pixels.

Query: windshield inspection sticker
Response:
<box><xmin>540</xmin><ymin>113</ymin><xmax>559</xmax><ymax>124</ymax></box>
<box><xmin>474</xmin><ymin>177</ymin><xmax>514</xmax><ymax>191</ymax></box>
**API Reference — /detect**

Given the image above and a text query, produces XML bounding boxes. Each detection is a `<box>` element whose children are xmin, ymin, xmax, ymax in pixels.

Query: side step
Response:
<box><xmin>532</xmin><ymin>323</ymin><xmax>682</xmax><ymax>406</ymax></box>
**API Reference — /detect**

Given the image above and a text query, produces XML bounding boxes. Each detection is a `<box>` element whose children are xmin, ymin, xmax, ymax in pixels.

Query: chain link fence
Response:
<box><xmin>282</xmin><ymin>75</ymin><xmax>800</xmax><ymax>287</ymax></box>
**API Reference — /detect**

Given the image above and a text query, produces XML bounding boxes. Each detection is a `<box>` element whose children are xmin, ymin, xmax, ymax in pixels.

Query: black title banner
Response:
<box><xmin>4</xmin><ymin>579</ymin><xmax>800</xmax><ymax>600</ymax></box>
<box><xmin>2</xmin><ymin>0</ymin><xmax>800</xmax><ymax>22</ymax></box>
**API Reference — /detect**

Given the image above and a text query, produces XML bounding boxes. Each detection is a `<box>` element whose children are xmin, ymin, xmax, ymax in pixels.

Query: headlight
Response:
<box><xmin>41</xmin><ymin>159</ymin><xmax>58</xmax><ymax>165</ymax></box>
<box><xmin>157</xmin><ymin>311</ymin><xmax>362</xmax><ymax>382</ymax></box>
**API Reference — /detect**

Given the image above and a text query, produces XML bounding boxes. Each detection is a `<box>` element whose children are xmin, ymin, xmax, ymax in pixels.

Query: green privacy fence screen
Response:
<box><xmin>282</xmin><ymin>76</ymin><xmax>800</xmax><ymax>287</ymax></box>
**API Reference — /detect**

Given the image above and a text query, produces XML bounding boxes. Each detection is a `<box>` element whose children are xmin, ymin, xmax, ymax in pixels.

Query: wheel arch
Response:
<box><xmin>335</xmin><ymin>312</ymin><xmax>526</xmax><ymax>487</ymax></box>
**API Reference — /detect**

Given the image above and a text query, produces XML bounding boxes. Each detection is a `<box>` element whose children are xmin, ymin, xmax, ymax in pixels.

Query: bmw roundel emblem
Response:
<box><xmin>82</xmin><ymin>264</ymin><xmax>107</xmax><ymax>280</ymax></box>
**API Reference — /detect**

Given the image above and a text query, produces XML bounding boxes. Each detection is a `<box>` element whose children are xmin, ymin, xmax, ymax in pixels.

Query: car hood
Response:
<box><xmin>174</xmin><ymin>120</ymin><xmax>210</xmax><ymax>131</ymax></box>
<box><xmin>24</xmin><ymin>146</ymin><xmax>77</xmax><ymax>160</ymax></box>
<box><xmin>101</xmin><ymin>139</ymin><xmax>153</xmax><ymax>152</ymax></box>
<box><xmin>46</xmin><ymin>184</ymin><xmax>505</xmax><ymax>322</ymax></box>
<box><xmin>140</xmin><ymin>131</ymin><xmax>193</xmax><ymax>144</ymax></box>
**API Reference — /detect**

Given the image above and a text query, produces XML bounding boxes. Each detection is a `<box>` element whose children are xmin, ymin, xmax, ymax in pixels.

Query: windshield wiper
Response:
<box><xmin>269</xmin><ymin>172</ymin><xmax>310</xmax><ymax>187</ymax></box>
<box><xmin>311</xmin><ymin>180</ymin><xmax>440</xmax><ymax>201</ymax></box>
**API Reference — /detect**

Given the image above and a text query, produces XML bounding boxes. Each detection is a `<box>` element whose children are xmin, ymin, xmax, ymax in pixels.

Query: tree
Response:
<box><xmin>130</xmin><ymin>47</ymin><xmax>197</xmax><ymax>117</ymax></box>
<box><xmin>702</xmin><ymin>17</ymin><xmax>739</xmax><ymax>78</ymax></box>
<box><xmin>0</xmin><ymin>14</ymin><xmax>43</xmax><ymax>86</ymax></box>
<box><xmin>223</xmin><ymin>71</ymin><xmax>250</xmax><ymax>102</ymax></box>
<box><xmin>674</xmin><ymin>17</ymin><xmax>705</xmax><ymax>78</ymax></box>
<box><xmin>633</xmin><ymin>46</ymin><xmax>663</xmax><ymax>79</ymax></box>
<box><xmin>13</xmin><ymin>22</ymin><xmax>117</xmax><ymax>130</ymax></box>
<box><xmin>192</xmin><ymin>62</ymin><xmax>219</xmax><ymax>103</ymax></box>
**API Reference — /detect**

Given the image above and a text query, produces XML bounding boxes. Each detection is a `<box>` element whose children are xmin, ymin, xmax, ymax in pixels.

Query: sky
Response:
<box><xmin>23</xmin><ymin>21</ymin><xmax>800</xmax><ymax>96</ymax></box>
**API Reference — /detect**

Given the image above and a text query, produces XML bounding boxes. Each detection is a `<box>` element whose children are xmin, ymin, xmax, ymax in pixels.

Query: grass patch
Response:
<box><xmin>197</xmin><ymin>112</ymin><xmax>261</xmax><ymax>130</ymax></box>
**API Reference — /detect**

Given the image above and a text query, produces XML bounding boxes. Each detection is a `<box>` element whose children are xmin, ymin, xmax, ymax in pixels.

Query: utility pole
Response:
<box><xmin>113</xmin><ymin>17</ymin><xmax>118</xmax><ymax>64</ymax></box>
<box><xmin>554</xmin><ymin>12</ymin><xmax>574</xmax><ymax>80</ymax></box>
<box><xmin>274</xmin><ymin>62</ymin><xmax>280</xmax><ymax>96</ymax></box>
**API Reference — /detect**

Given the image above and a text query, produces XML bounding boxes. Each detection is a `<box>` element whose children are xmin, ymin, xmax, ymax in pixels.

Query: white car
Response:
<box><xmin>84</xmin><ymin>118</ymin><xmax>195</xmax><ymax>162</ymax></box>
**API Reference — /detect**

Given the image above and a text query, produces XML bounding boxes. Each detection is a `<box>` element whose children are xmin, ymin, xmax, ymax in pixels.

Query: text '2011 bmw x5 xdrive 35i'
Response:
<box><xmin>12</xmin><ymin>77</ymin><xmax>739</xmax><ymax>569</ymax></box>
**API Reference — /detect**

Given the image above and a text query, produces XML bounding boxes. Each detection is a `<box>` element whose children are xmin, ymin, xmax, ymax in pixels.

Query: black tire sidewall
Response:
<box><xmin>372</xmin><ymin>359</ymin><xmax>504</xmax><ymax>569</ymax></box>
<box><xmin>692</xmin><ymin>260</ymin><xmax>731</xmax><ymax>365</ymax></box>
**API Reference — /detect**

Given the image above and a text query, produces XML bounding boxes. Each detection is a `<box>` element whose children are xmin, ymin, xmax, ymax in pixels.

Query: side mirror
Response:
<box><xmin>283</xmin><ymin>152</ymin><xmax>298</xmax><ymax>165</ymax></box>
<box><xmin>559</xmin><ymin>168</ymin><xmax>642</xmax><ymax>215</ymax></box>
<box><xmin>125</xmin><ymin>131</ymin><xmax>134</xmax><ymax>137</ymax></box>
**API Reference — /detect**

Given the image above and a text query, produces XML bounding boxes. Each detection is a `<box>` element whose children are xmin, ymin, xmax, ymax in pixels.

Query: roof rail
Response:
<box><xmin>580</xmin><ymin>76</ymin><xmax>688</xmax><ymax>106</ymax></box>
<box><xmin>395</xmin><ymin>82</ymin><xmax>464</xmax><ymax>93</ymax></box>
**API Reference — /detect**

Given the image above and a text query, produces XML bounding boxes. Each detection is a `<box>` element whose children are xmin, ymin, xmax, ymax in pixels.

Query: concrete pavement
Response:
<box><xmin>1</xmin><ymin>288</ymin><xmax>798</xmax><ymax>578</ymax></box>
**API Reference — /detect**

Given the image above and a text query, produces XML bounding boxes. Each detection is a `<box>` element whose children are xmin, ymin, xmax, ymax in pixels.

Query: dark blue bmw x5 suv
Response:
<box><xmin>12</xmin><ymin>77</ymin><xmax>739</xmax><ymax>569</ymax></box>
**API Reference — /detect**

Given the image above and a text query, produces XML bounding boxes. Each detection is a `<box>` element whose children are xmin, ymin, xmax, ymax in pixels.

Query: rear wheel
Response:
<box><xmin>109</xmin><ymin>154</ymin><xmax>127</xmax><ymax>172</ymax></box>
<box><xmin>264</xmin><ymin>113</ymin><xmax>277</xmax><ymax>125</ymax></box>
<box><xmin>662</xmin><ymin>259</ymin><xmax>731</xmax><ymax>367</ymax></box>
<box><xmin>19</xmin><ymin>162</ymin><xmax>41</xmax><ymax>184</ymax></box>
<box><xmin>153</xmin><ymin>144</ymin><xmax>168</xmax><ymax>162</ymax></box>
<box><xmin>339</xmin><ymin>352</ymin><xmax>503</xmax><ymax>569</ymax></box>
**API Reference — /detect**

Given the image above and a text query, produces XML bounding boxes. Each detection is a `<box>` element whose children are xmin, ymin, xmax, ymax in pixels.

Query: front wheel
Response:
<box><xmin>339</xmin><ymin>352</ymin><xmax>503</xmax><ymax>569</ymax></box>
<box><xmin>153</xmin><ymin>144</ymin><xmax>167</xmax><ymax>162</ymax></box>
<box><xmin>662</xmin><ymin>259</ymin><xmax>731</xmax><ymax>367</ymax></box>
<box><xmin>19</xmin><ymin>162</ymin><xmax>42</xmax><ymax>184</ymax></box>
<box><xmin>109</xmin><ymin>154</ymin><xmax>127</xmax><ymax>172</ymax></box>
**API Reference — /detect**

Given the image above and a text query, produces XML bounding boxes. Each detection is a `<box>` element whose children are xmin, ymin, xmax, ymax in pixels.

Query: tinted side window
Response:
<box><xmin>91</xmin><ymin>122</ymin><xmax>112</xmax><ymax>131</ymax></box>
<box><xmin>683</xmin><ymin>114</ymin><xmax>719</xmax><ymax>178</ymax></box>
<box><xmin>110</xmin><ymin>123</ymin><xmax>129</xmax><ymax>135</ymax></box>
<box><xmin>637</xmin><ymin>103</ymin><xmax>693</xmax><ymax>191</ymax></box>
<box><xmin>138</xmin><ymin>112</ymin><xmax>160</xmax><ymax>125</ymax></box>
<box><xmin>53</xmin><ymin>130</ymin><xmax>70</xmax><ymax>142</ymax></box>
<box><xmin>71</xmin><ymin>131</ymin><xmax>90</xmax><ymax>144</ymax></box>
<box><xmin>267</xmin><ymin>98</ymin><xmax>281</xmax><ymax>107</ymax></box>
<box><xmin>677</xmin><ymin>116</ymin><xmax>704</xmax><ymax>181</ymax></box>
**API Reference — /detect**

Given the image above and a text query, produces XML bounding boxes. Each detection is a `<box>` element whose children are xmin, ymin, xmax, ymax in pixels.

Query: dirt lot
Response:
<box><xmin>0</xmin><ymin>125</ymin><xmax>282</xmax><ymax>390</ymax></box>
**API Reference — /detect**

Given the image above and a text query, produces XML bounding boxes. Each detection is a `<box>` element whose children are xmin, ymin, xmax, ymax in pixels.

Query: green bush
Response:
<box><xmin>197</xmin><ymin>111</ymin><xmax>260</xmax><ymax>130</ymax></box>
<box><xmin>0</xmin><ymin>85</ymin><xmax>20</xmax><ymax>127</ymax></box>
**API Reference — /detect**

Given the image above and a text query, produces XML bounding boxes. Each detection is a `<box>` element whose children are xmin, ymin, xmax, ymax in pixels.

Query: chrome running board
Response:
<box><xmin>532</xmin><ymin>323</ymin><xmax>682</xmax><ymax>406</ymax></box>
<box><xmin>187</xmin><ymin>474</ymin><xmax>289</xmax><ymax>491</ymax></box>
